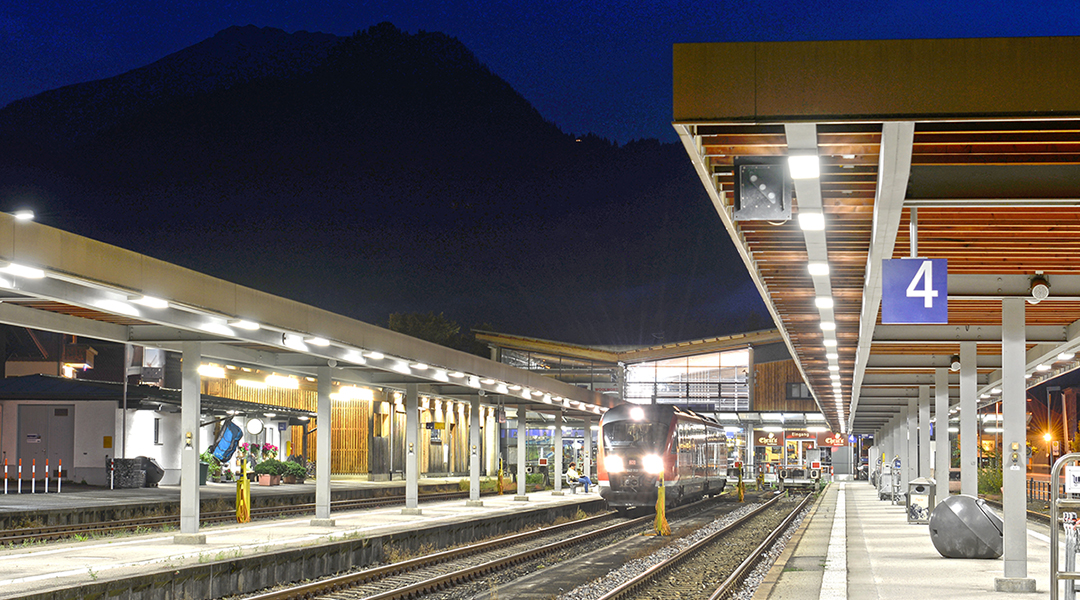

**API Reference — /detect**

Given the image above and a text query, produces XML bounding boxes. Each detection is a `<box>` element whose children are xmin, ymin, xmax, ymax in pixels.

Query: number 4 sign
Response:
<box><xmin>881</xmin><ymin>258</ymin><xmax>948</xmax><ymax>324</ymax></box>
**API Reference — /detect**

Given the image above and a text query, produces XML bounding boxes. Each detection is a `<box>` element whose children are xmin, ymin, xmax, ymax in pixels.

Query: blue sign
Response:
<box><xmin>881</xmin><ymin>258</ymin><xmax>947</xmax><ymax>324</ymax></box>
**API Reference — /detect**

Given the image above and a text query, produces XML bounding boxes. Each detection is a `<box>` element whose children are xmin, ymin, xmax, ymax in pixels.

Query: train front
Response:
<box><xmin>598</xmin><ymin>403</ymin><xmax>672</xmax><ymax>509</ymax></box>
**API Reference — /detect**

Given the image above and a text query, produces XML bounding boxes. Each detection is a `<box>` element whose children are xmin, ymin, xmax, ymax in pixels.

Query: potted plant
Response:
<box><xmin>282</xmin><ymin>460</ymin><xmax>306</xmax><ymax>484</ymax></box>
<box><xmin>261</xmin><ymin>442</ymin><xmax>278</xmax><ymax>460</ymax></box>
<box><xmin>199</xmin><ymin>451</ymin><xmax>220</xmax><ymax>483</ymax></box>
<box><xmin>253</xmin><ymin>458</ymin><xmax>285</xmax><ymax>486</ymax></box>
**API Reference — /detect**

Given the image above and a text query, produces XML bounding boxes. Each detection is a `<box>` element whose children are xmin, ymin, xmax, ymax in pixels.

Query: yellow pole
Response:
<box><xmin>236</xmin><ymin>460</ymin><xmax>251</xmax><ymax>523</ymax></box>
<box><xmin>737</xmin><ymin>462</ymin><xmax>745</xmax><ymax>502</ymax></box>
<box><xmin>654</xmin><ymin>471</ymin><xmax>670</xmax><ymax>536</ymax></box>
<box><xmin>497</xmin><ymin>458</ymin><xmax>504</xmax><ymax>494</ymax></box>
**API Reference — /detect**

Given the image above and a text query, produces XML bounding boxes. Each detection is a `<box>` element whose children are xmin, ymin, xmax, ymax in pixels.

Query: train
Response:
<box><xmin>598</xmin><ymin>403</ymin><xmax>729</xmax><ymax>511</ymax></box>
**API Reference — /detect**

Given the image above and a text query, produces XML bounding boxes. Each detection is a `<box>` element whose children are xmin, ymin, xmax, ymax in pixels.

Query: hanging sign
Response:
<box><xmin>1066</xmin><ymin>466</ymin><xmax>1080</xmax><ymax>494</ymax></box>
<box><xmin>882</xmin><ymin>258</ymin><xmax>948</xmax><ymax>324</ymax></box>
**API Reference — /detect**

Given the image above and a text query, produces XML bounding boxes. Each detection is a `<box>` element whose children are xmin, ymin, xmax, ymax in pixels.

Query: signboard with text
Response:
<box><xmin>882</xmin><ymin>258</ymin><xmax>948</xmax><ymax>324</ymax></box>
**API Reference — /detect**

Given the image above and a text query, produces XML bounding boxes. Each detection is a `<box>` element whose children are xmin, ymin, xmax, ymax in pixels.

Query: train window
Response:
<box><xmin>603</xmin><ymin>422</ymin><xmax>665</xmax><ymax>449</ymax></box>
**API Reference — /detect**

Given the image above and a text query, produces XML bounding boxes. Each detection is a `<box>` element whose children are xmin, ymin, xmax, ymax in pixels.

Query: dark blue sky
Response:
<box><xmin>4</xmin><ymin>1</ymin><xmax>1079</xmax><ymax>144</ymax></box>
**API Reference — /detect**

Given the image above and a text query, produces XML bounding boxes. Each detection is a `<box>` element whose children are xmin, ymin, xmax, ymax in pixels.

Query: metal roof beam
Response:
<box><xmin>873</xmin><ymin>325</ymin><xmax>1064</xmax><ymax>343</ymax></box>
<box><xmin>0</xmin><ymin>301</ymin><xmax>130</xmax><ymax>343</ymax></box>
<box><xmin>850</xmin><ymin>121</ymin><xmax>914</xmax><ymax>432</ymax></box>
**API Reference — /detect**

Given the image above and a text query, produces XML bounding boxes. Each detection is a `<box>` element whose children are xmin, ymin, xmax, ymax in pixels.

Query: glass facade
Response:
<box><xmin>625</xmin><ymin>349</ymin><xmax>750</xmax><ymax>411</ymax></box>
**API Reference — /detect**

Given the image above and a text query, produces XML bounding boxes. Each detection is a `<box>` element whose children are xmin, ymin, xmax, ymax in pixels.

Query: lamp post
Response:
<box><xmin>1049</xmin><ymin>386</ymin><xmax>1061</xmax><ymax>471</ymax></box>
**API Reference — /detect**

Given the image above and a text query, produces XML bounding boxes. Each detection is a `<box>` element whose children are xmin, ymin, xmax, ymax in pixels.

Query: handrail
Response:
<box><xmin>1050</xmin><ymin>452</ymin><xmax>1080</xmax><ymax>600</ymax></box>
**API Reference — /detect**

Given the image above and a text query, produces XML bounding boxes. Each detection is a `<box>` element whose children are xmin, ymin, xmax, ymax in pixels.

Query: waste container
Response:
<box><xmin>907</xmin><ymin>477</ymin><xmax>936</xmax><ymax>523</ymax></box>
<box><xmin>928</xmin><ymin>495</ymin><xmax>1003</xmax><ymax>558</ymax></box>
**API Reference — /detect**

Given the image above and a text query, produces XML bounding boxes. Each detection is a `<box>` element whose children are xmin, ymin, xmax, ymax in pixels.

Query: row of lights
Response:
<box><xmin>0</xmin><ymin>250</ymin><xmax>602</xmax><ymax>415</ymax></box>
<box><xmin>789</xmin><ymin>151</ymin><xmax>846</xmax><ymax>433</ymax></box>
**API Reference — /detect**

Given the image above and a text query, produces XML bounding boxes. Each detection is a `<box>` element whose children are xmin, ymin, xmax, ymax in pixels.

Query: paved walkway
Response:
<box><xmin>757</xmin><ymin>481</ymin><xmax>1054</xmax><ymax>599</ymax></box>
<box><xmin>0</xmin><ymin>485</ymin><xmax>600</xmax><ymax>599</ymax></box>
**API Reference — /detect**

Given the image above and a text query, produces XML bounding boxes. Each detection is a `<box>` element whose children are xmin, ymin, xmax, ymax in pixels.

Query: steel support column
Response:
<box><xmin>907</xmin><ymin>398</ymin><xmax>918</xmax><ymax>484</ymax></box>
<box><xmin>919</xmin><ymin>385</ymin><xmax>931</xmax><ymax>477</ymax></box>
<box><xmin>515</xmin><ymin>406</ymin><xmax>528</xmax><ymax>501</ymax></box>
<box><xmin>312</xmin><ymin>366</ymin><xmax>334</xmax><ymax>524</ymax></box>
<box><xmin>176</xmin><ymin>341</ymin><xmax>203</xmax><ymax>543</ymax></box>
<box><xmin>960</xmin><ymin>342</ymin><xmax>978</xmax><ymax>497</ymax></box>
<box><xmin>998</xmin><ymin>298</ymin><xmax>1034</xmax><ymax>591</ymax></box>
<box><xmin>583</xmin><ymin>416</ymin><xmax>593</xmax><ymax>487</ymax></box>
<box><xmin>403</xmin><ymin>384</ymin><xmax>420</xmax><ymax>514</ymax></box>
<box><xmin>553</xmin><ymin>410</ymin><xmax>564</xmax><ymax>495</ymax></box>
<box><xmin>467</xmin><ymin>395</ymin><xmax>482</xmax><ymax>506</ymax></box>
<box><xmin>934</xmin><ymin>367</ymin><xmax>950</xmax><ymax>502</ymax></box>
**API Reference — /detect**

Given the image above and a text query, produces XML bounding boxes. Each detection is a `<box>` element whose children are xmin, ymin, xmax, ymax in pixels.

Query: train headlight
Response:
<box><xmin>604</xmin><ymin>455</ymin><xmax>625</xmax><ymax>473</ymax></box>
<box><xmin>642</xmin><ymin>454</ymin><xmax>664</xmax><ymax>474</ymax></box>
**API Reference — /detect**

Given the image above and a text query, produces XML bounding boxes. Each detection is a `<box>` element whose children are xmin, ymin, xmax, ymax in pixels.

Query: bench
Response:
<box><xmin>565</xmin><ymin>473</ymin><xmax>584</xmax><ymax>494</ymax></box>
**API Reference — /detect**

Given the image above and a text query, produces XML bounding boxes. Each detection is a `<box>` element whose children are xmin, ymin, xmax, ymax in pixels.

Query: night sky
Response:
<box><xmin>5</xmin><ymin>1</ymin><xmax>1079</xmax><ymax>144</ymax></box>
<box><xmin>2</xmin><ymin>2</ymin><xmax>1079</xmax><ymax>346</ymax></box>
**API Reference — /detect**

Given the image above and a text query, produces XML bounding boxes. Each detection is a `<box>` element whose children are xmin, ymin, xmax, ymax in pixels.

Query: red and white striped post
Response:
<box><xmin>57</xmin><ymin>459</ymin><xmax>62</xmax><ymax>493</ymax></box>
<box><xmin>44</xmin><ymin>458</ymin><xmax>49</xmax><ymax>493</ymax></box>
<box><xmin>18</xmin><ymin>459</ymin><xmax>22</xmax><ymax>494</ymax></box>
<box><xmin>3</xmin><ymin>458</ymin><xmax>6</xmax><ymax>494</ymax></box>
<box><xmin>109</xmin><ymin>457</ymin><xmax>114</xmax><ymax>490</ymax></box>
<box><xmin>31</xmin><ymin>459</ymin><xmax>36</xmax><ymax>494</ymax></box>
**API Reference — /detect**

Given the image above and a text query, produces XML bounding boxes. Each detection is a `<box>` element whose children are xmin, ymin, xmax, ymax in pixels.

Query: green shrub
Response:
<box><xmin>526</xmin><ymin>473</ymin><xmax>545</xmax><ymax>486</ymax></box>
<box><xmin>978</xmin><ymin>465</ymin><xmax>1002</xmax><ymax>496</ymax></box>
<box><xmin>253</xmin><ymin>459</ymin><xmax>286</xmax><ymax>476</ymax></box>
<box><xmin>283</xmin><ymin>461</ymin><xmax>306</xmax><ymax>478</ymax></box>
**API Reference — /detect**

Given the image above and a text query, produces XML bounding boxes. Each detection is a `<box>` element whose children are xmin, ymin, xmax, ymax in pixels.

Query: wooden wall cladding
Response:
<box><xmin>754</xmin><ymin>360</ymin><xmax>817</xmax><ymax>412</ymax></box>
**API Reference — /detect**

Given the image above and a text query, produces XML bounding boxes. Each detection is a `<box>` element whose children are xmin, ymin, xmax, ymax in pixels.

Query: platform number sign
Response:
<box><xmin>881</xmin><ymin>258</ymin><xmax>948</xmax><ymax>324</ymax></box>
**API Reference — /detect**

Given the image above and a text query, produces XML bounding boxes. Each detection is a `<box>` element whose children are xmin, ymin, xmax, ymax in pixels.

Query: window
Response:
<box><xmin>154</xmin><ymin>418</ymin><xmax>163</xmax><ymax>445</ymax></box>
<box><xmin>787</xmin><ymin>383</ymin><xmax>812</xmax><ymax>400</ymax></box>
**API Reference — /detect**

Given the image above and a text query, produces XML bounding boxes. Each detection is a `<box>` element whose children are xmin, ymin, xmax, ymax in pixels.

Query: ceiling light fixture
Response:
<box><xmin>229</xmin><ymin>319</ymin><xmax>260</xmax><ymax>330</ymax></box>
<box><xmin>815</xmin><ymin>297</ymin><xmax>834</xmax><ymax>309</ymax></box>
<box><xmin>823</xmin><ymin>339</ymin><xmax>837</xmax><ymax>347</ymax></box>
<box><xmin>950</xmin><ymin>355</ymin><xmax>961</xmax><ymax>372</ymax></box>
<box><xmin>807</xmin><ymin>262</ymin><xmax>830</xmax><ymax>276</ymax></box>
<box><xmin>788</xmin><ymin>154</ymin><xmax>820</xmax><ymax>179</ymax></box>
<box><xmin>131</xmin><ymin>295</ymin><xmax>168</xmax><ymax>309</ymax></box>
<box><xmin>197</xmin><ymin>364</ymin><xmax>226</xmax><ymax>379</ymax></box>
<box><xmin>306</xmin><ymin>337</ymin><xmax>330</xmax><ymax>346</ymax></box>
<box><xmin>1059</xmin><ymin>351</ymin><xmax>1075</xmax><ymax>361</ymax></box>
<box><xmin>13</xmin><ymin>209</ymin><xmax>34</xmax><ymax>221</ymax></box>
<box><xmin>820</xmin><ymin>321</ymin><xmax>836</xmax><ymax>331</ymax></box>
<box><xmin>798</xmin><ymin>212</ymin><xmax>825</xmax><ymax>230</ymax></box>
<box><xmin>265</xmin><ymin>374</ymin><xmax>299</xmax><ymax>389</ymax></box>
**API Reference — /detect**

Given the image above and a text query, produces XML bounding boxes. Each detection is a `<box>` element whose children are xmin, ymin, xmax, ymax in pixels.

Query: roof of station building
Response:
<box><xmin>673</xmin><ymin>36</ymin><xmax>1080</xmax><ymax>434</ymax></box>
<box><xmin>0</xmin><ymin>216</ymin><xmax>611</xmax><ymax>417</ymax></box>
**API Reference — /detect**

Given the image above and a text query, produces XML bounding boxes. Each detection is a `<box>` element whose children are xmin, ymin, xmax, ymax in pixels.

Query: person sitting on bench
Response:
<box><xmin>566</xmin><ymin>462</ymin><xmax>590</xmax><ymax>493</ymax></box>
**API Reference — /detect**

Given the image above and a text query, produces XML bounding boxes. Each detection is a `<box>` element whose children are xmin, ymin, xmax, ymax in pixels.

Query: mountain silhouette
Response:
<box><xmin>0</xmin><ymin>23</ymin><xmax>764</xmax><ymax>345</ymax></box>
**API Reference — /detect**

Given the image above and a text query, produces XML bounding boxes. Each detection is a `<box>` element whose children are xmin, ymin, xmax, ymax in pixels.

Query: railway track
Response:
<box><xmin>239</xmin><ymin>494</ymin><xmax>751</xmax><ymax>600</ymax></box>
<box><xmin>595</xmin><ymin>492</ymin><xmax>812</xmax><ymax>600</ymax></box>
<box><xmin>0</xmin><ymin>490</ymin><xmax>485</xmax><ymax>544</ymax></box>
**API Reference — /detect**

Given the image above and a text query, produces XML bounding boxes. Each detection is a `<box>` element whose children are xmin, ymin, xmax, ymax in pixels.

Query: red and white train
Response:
<box><xmin>598</xmin><ymin>403</ymin><xmax>728</xmax><ymax>511</ymax></box>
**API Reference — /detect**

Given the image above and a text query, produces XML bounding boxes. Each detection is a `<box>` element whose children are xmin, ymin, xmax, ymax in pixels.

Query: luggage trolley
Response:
<box><xmin>1051</xmin><ymin>452</ymin><xmax>1080</xmax><ymax>600</ymax></box>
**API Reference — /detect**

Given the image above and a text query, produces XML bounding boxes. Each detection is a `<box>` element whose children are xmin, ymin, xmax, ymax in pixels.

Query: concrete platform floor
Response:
<box><xmin>0</xmin><ymin>485</ymin><xmax>602</xmax><ymax>599</ymax></box>
<box><xmin>756</xmin><ymin>481</ymin><xmax>1055</xmax><ymax>599</ymax></box>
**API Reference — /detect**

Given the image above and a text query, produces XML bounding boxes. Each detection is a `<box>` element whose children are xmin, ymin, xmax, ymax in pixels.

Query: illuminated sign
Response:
<box><xmin>754</xmin><ymin>431</ymin><xmax>781</xmax><ymax>446</ymax></box>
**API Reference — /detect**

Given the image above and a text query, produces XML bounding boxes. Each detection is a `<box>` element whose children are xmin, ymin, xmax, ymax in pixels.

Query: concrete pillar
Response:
<box><xmin>553</xmin><ymin>410</ymin><xmax>564</xmax><ymax>495</ymax></box>
<box><xmin>919</xmin><ymin>385</ymin><xmax>931</xmax><ymax>478</ymax></box>
<box><xmin>403</xmin><ymin>384</ymin><xmax>421</xmax><ymax>515</ymax></box>
<box><xmin>997</xmin><ymin>298</ymin><xmax>1034</xmax><ymax>591</ymax></box>
<box><xmin>906</xmin><ymin>398</ymin><xmax>918</xmax><ymax>484</ymax></box>
<box><xmin>934</xmin><ymin>367</ymin><xmax>950</xmax><ymax>502</ymax></box>
<box><xmin>467</xmin><ymin>395</ymin><xmax>482</xmax><ymax>506</ymax></box>
<box><xmin>515</xmin><ymin>406</ymin><xmax>528</xmax><ymax>501</ymax></box>
<box><xmin>960</xmin><ymin>342</ymin><xmax>978</xmax><ymax>497</ymax></box>
<box><xmin>175</xmin><ymin>342</ymin><xmax>204</xmax><ymax>544</ymax></box>
<box><xmin>311</xmin><ymin>366</ymin><xmax>334</xmax><ymax>525</ymax></box>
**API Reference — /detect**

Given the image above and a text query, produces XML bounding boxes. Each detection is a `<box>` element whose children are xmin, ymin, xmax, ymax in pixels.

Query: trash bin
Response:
<box><xmin>907</xmin><ymin>477</ymin><xmax>936</xmax><ymax>523</ymax></box>
<box><xmin>928</xmin><ymin>494</ymin><xmax>1003</xmax><ymax>558</ymax></box>
<box><xmin>199</xmin><ymin>462</ymin><xmax>209</xmax><ymax>486</ymax></box>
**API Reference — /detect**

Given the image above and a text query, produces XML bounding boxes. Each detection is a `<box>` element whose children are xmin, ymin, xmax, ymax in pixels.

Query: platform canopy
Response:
<box><xmin>674</xmin><ymin>36</ymin><xmax>1080</xmax><ymax>434</ymax></box>
<box><xmin>0</xmin><ymin>215</ymin><xmax>611</xmax><ymax>416</ymax></box>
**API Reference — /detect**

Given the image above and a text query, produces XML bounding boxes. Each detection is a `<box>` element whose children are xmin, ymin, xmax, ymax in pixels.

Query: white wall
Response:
<box><xmin>0</xmin><ymin>400</ymin><xmax>117</xmax><ymax>485</ymax></box>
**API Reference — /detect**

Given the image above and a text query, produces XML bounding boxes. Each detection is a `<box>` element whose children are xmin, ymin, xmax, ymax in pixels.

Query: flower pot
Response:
<box><xmin>283</xmin><ymin>475</ymin><xmax>297</xmax><ymax>484</ymax></box>
<box><xmin>257</xmin><ymin>474</ymin><xmax>281</xmax><ymax>486</ymax></box>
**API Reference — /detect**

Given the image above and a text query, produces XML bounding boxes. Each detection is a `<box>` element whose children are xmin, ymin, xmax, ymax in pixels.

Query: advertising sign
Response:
<box><xmin>817</xmin><ymin>432</ymin><xmax>848</xmax><ymax>447</ymax></box>
<box><xmin>754</xmin><ymin>431</ymin><xmax>782</xmax><ymax>446</ymax></box>
<box><xmin>882</xmin><ymin>258</ymin><xmax>948</xmax><ymax>324</ymax></box>
<box><xmin>785</xmin><ymin>430</ymin><xmax>815</xmax><ymax>440</ymax></box>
